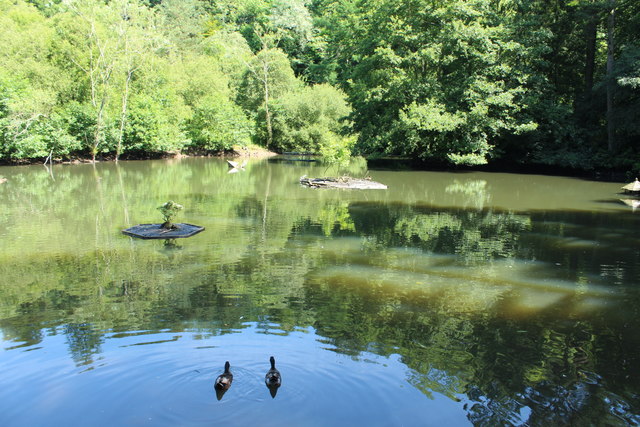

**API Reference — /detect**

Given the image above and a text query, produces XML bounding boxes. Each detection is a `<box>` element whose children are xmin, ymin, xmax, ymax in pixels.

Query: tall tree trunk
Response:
<box><xmin>86</xmin><ymin>23</ymin><xmax>113</xmax><ymax>163</ymax></box>
<box><xmin>262</xmin><ymin>59</ymin><xmax>273</xmax><ymax>149</ymax></box>
<box><xmin>116</xmin><ymin>69</ymin><xmax>133</xmax><ymax>162</ymax></box>
<box><xmin>577</xmin><ymin>3</ymin><xmax>599</xmax><ymax>143</ymax></box>
<box><xmin>584</xmin><ymin>14</ymin><xmax>597</xmax><ymax>95</ymax></box>
<box><xmin>92</xmin><ymin>96</ymin><xmax>107</xmax><ymax>162</ymax></box>
<box><xmin>606</xmin><ymin>0</ymin><xmax>616</xmax><ymax>152</ymax></box>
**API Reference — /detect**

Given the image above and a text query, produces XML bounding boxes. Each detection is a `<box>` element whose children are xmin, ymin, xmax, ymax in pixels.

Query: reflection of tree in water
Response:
<box><xmin>1</xmin><ymin>309</ymin><xmax>45</xmax><ymax>348</ymax></box>
<box><xmin>1</xmin><ymin>289</ymin><xmax>82</xmax><ymax>347</ymax></box>
<box><xmin>303</xmin><ymin>202</ymin><xmax>640</xmax><ymax>422</ymax></box>
<box><xmin>317</xmin><ymin>203</ymin><xmax>355</xmax><ymax>236</ymax></box>
<box><xmin>465</xmin><ymin>375</ymin><xmax>638</xmax><ymax>425</ymax></box>
<box><xmin>303</xmin><ymin>276</ymin><xmax>640</xmax><ymax>425</ymax></box>
<box><xmin>319</xmin><ymin>156</ymin><xmax>369</xmax><ymax>178</ymax></box>
<box><xmin>64</xmin><ymin>323</ymin><xmax>104</xmax><ymax>366</ymax></box>
<box><xmin>396</xmin><ymin>211</ymin><xmax>530</xmax><ymax>263</ymax></box>
<box><xmin>445</xmin><ymin>179</ymin><xmax>490</xmax><ymax>210</ymax></box>
<box><xmin>348</xmin><ymin>202</ymin><xmax>531</xmax><ymax>264</ymax></box>
<box><xmin>2</xmin><ymin>184</ymin><xmax>640</xmax><ymax>424</ymax></box>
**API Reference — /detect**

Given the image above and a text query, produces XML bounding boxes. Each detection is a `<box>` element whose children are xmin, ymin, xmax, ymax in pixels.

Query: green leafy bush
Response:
<box><xmin>158</xmin><ymin>200</ymin><xmax>183</xmax><ymax>229</ymax></box>
<box><xmin>269</xmin><ymin>84</ymin><xmax>353</xmax><ymax>154</ymax></box>
<box><xmin>186</xmin><ymin>95</ymin><xmax>253</xmax><ymax>151</ymax></box>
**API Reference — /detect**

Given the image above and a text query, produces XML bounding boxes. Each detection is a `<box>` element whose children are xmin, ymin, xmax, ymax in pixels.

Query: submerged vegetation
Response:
<box><xmin>0</xmin><ymin>0</ymin><xmax>638</xmax><ymax>173</ymax></box>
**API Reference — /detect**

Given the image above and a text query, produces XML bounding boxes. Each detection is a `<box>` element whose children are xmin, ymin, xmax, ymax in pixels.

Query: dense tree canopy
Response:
<box><xmin>0</xmin><ymin>0</ymin><xmax>638</xmax><ymax>173</ymax></box>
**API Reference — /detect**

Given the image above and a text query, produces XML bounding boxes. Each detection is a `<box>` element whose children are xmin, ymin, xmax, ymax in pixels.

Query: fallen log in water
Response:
<box><xmin>299</xmin><ymin>176</ymin><xmax>387</xmax><ymax>190</ymax></box>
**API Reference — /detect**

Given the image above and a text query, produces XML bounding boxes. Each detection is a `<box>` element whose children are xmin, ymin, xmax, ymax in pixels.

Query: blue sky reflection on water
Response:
<box><xmin>1</xmin><ymin>324</ymin><xmax>470</xmax><ymax>427</ymax></box>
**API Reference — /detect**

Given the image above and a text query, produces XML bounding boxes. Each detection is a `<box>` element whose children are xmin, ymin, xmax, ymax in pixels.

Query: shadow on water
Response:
<box><xmin>0</xmin><ymin>159</ymin><xmax>639</xmax><ymax>425</ymax></box>
<box><xmin>215</xmin><ymin>386</ymin><xmax>229</xmax><ymax>401</ymax></box>
<box><xmin>266</xmin><ymin>384</ymin><xmax>279</xmax><ymax>399</ymax></box>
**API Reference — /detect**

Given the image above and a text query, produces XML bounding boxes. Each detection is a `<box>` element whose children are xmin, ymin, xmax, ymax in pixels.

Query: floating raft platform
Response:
<box><xmin>122</xmin><ymin>223</ymin><xmax>205</xmax><ymax>239</ymax></box>
<box><xmin>300</xmin><ymin>176</ymin><xmax>387</xmax><ymax>190</ymax></box>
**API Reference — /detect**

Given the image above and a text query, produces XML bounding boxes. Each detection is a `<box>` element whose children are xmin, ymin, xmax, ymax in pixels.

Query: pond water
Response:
<box><xmin>0</xmin><ymin>157</ymin><xmax>639</xmax><ymax>426</ymax></box>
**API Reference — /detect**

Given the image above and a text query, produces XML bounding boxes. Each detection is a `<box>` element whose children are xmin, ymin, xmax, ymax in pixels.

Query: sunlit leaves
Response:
<box><xmin>270</xmin><ymin>83</ymin><xmax>352</xmax><ymax>154</ymax></box>
<box><xmin>238</xmin><ymin>48</ymin><xmax>300</xmax><ymax>112</ymax></box>
<box><xmin>322</xmin><ymin>0</ymin><xmax>539</xmax><ymax>165</ymax></box>
<box><xmin>0</xmin><ymin>0</ymin><xmax>65</xmax><ymax>158</ymax></box>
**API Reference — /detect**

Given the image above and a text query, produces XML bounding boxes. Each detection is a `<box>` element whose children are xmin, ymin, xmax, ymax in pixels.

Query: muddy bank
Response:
<box><xmin>0</xmin><ymin>145</ymin><xmax>278</xmax><ymax>167</ymax></box>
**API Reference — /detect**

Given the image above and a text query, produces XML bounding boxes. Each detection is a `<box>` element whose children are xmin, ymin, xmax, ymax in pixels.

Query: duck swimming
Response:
<box><xmin>265</xmin><ymin>356</ymin><xmax>281</xmax><ymax>387</ymax></box>
<box><xmin>215</xmin><ymin>361</ymin><xmax>233</xmax><ymax>390</ymax></box>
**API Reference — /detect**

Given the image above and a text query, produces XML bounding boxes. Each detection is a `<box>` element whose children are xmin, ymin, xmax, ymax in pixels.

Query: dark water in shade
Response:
<box><xmin>0</xmin><ymin>157</ymin><xmax>639</xmax><ymax>426</ymax></box>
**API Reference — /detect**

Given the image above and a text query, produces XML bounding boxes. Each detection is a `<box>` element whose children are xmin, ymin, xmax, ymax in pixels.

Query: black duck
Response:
<box><xmin>215</xmin><ymin>361</ymin><xmax>233</xmax><ymax>390</ymax></box>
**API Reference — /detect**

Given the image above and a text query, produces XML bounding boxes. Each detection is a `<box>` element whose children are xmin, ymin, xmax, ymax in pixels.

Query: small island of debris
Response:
<box><xmin>300</xmin><ymin>176</ymin><xmax>387</xmax><ymax>190</ymax></box>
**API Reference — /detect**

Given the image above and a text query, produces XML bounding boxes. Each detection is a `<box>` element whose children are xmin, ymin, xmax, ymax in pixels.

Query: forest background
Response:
<box><xmin>0</xmin><ymin>0</ymin><xmax>638</xmax><ymax>175</ymax></box>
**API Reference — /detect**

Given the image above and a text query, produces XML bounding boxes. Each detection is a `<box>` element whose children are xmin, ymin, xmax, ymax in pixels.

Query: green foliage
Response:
<box><xmin>169</xmin><ymin>52</ymin><xmax>254</xmax><ymax>151</ymax></box>
<box><xmin>0</xmin><ymin>0</ymin><xmax>277</xmax><ymax>160</ymax></box>
<box><xmin>157</xmin><ymin>0</ymin><xmax>209</xmax><ymax>50</ymax></box>
<box><xmin>269</xmin><ymin>83</ymin><xmax>353</xmax><ymax>154</ymax></box>
<box><xmin>211</xmin><ymin>0</ymin><xmax>315</xmax><ymax>74</ymax></box>
<box><xmin>124</xmin><ymin>94</ymin><xmax>187</xmax><ymax>154</ymax></box>
<box><xmin>0</xmin><ymin>0</ymin><xmax>70</xmax><ymax>159</ymax></box>
<box><xmin>323</xmin><ymin>0</ymin><xmax>539</xmax><ymax>165</ymax></box>
<box><xmin>200</xmin><ymin>30</ymin><xmax>253</xmax><ymax>94</ymax></box>
<box><xmin>318</xmin><ymin>133</ymin><xmax>356</xmax><ymax>167</ymax></box>
<box><xmin>237</xmin><ymin>48</ymin><xmax>300</xmax><ymax>113</ymax></box>
<box><xmin>614</xmin><ymin>45</ymin><xmax>640</xmax><ymax>151</ymax></box>
<box><xmin>0</xmin><ymin>0</ymin><xmax>639</xmax><ymax>171</ymax></box>
<box><xmin>158</xmin><ymin>200</ymin><xmax>183</xmax><ymax>224</ymax></box>
<box><xmin>186</xmin><ymin>95</ymin><xmax>253</xmax><ymax>151</ymax></box>
<box><xmin>59</xmin><ymin>101</ymin><xmax>98</xmax><ymax>153</ymax></box>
